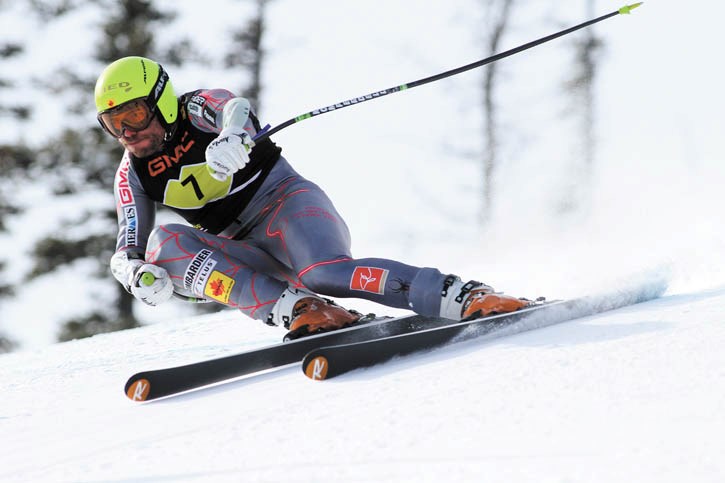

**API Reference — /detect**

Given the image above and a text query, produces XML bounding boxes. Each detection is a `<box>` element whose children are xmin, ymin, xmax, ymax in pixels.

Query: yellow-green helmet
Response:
<box><xmin>94</xmin><ymin>56</ymin><xmax>178</xmax><ymax>126</ymax></box>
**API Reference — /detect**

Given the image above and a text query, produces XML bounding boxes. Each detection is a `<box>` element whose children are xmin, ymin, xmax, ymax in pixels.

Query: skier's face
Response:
<box><xmin>117</xmin><ymin>116</ymin><xmax>166</xmax><ymax>158</ymax></box>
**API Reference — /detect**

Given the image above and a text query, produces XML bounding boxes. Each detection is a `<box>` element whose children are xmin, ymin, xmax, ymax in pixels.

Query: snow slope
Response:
<box><xmin>0</xmin><ymin>2</ymin><xmax>724</xmax><ymax>480</ymax></box>
<box><xmin>1</xmin><ymin>281</ymin><xmax>724</xmax><ymax>483</ymax></box>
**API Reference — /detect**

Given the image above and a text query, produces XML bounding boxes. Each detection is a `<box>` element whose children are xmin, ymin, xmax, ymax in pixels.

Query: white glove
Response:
<box><xmin>129</xmin><ymin>263</ymin><xmax>174</xmax><ymax>306</ymax></box>
<box><xmin>110</xmin><ymin>251</ymin><xmax>173</xmax><ymax>306</ymax></box>
<box><xmin>205</xmin><ymin>128</ymin><xmax>252</xmax><ymax>181</ymax></box>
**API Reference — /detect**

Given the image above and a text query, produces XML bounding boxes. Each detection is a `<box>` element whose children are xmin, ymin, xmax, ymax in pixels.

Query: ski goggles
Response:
<box><xmin>97</xmin><ymin>99</ymin><xmax>155</xmax><ymax>138</ymax></box>
<box><xmin>97</xmin><ymin>65</ymin><xmax>171</xmax><ymax>138</ymax></box>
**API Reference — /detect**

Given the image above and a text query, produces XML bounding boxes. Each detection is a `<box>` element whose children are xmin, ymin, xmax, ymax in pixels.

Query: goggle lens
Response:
<box><xmin>98</xmin><ymin>100</ymin><xmax>153</xmax><ymax>137</ymax></box>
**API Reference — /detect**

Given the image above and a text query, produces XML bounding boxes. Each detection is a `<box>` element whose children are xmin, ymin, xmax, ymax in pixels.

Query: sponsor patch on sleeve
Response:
<box><xmin>124</xmin><ymin>206</ymin><xmax>137</xmax><ymax>246</ymax></box>
<box><xmin>116</xmin><ymin>156</ymin><xmax>135</xmax><ymax>206</ymax></box>
<box><xmin>187</xmin><ymin>94</ymin><xmax>205</xmax><ymax>118</ymax></box>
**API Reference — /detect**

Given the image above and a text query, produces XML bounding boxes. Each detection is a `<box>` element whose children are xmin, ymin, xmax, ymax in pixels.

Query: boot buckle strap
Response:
<box><xmin>455</xmin><ymin>280</ymin><xmax>481</xmax><ymax>303</ymax></box>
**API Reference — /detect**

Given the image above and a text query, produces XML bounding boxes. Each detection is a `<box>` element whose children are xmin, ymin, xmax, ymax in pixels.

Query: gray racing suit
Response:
<box><xmin>112</xmin><ymin>89</ymin><xmax>451</xmax><ymax>323</ymax></box>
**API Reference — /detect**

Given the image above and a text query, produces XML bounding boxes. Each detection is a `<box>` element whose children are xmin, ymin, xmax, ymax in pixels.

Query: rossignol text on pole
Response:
<box><xmin>252</xmin><ymin>3</ymin><xmax>643</xmax><ymax>144</ymax></box>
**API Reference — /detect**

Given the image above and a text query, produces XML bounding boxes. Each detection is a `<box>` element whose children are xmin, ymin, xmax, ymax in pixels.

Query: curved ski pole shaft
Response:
<box><xmin>253</xmin><ymin>3</ymin><xmax>643</xmax><ymax>144</ymax></box>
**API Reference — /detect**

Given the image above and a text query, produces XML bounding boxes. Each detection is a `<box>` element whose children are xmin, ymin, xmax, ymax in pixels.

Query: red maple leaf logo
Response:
<box><xmin>210</xmin><ymin>278</ymin><xmax>225</xmax><ymax>296</ymax></box>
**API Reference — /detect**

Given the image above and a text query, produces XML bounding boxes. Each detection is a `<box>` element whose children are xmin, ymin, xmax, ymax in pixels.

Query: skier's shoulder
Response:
<box><xmin>114</xmin><ymin>151</ymin><xmax>145</xmax><ymax>191</ymax></box>
<box><xmin>114</xmin><ymin>151</ymin><xmax>134</xmax><ymax>181</ymax></box>
<box><xmin>181</xmin><ymin>88</ymin><xmax>236</xmax><ymax>119</ymax></box>
<box><xmin>178</xmin><ymin>88</ymin><xmax>232</xmax><ymax>133</ymax></box>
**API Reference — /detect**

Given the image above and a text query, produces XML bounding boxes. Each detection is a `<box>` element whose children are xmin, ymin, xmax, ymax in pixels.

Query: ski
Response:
<box><xmin>124</xmin><ymin>312</ymin><xmax>457</xmax><ymax>401</ymax></box>
<box><xmin>302</xmin><ymin>280</ymin><xmax>666</xmax><ymax>381</ymax></box>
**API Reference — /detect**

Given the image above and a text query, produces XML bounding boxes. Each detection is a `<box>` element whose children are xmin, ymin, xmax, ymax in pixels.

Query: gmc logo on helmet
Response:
<box><xmin>104</xmin><ymin>82</ymin><xmax>132</xmax><ymax>93</ymax></box>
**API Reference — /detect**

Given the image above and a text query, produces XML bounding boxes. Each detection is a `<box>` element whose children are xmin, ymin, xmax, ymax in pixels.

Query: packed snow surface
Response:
<box><xmin>0</xmin><ymin>1</ymin><xmax>723</xmax><ymax>481</ymax></box>
<box><xmin>2</xmin><ymin>282</ymin><xmax>724</xmax><ymax>482</ymax></box>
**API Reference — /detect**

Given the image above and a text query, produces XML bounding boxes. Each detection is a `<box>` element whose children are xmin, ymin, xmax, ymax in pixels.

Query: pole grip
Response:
<box><xmin>140</xmin><ymin>272</ymin><xmax>156</xmax><ymax>286</ymax></box>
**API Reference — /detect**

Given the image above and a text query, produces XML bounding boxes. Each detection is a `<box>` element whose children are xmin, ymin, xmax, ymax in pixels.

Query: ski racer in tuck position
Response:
<box><xmin>96</xmin><ymin>56</ymin><xmax>532</xmax><ymax>338</ymax></box>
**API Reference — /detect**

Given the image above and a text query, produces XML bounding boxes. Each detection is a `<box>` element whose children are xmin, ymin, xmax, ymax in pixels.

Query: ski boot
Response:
<box><xmin>439</xmin><ymin>275</ymin><xmax>534</xmax><ymax>321</ymax></box>
<box><xmin>268</xmin><ymin>288</ymin><xmax>363</xmax><ymax>340</ymax></box>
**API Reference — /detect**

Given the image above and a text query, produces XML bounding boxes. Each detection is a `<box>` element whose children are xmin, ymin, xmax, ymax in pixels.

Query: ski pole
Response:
<box><xmin>252</xmin><ymin>2</ymin><xmax>643</xmax><ymax>144</ymax></box>
<box><xmin>138</xmin><ymin>3</ymin><xmax>642</xmax><ymax>304</ymax></box>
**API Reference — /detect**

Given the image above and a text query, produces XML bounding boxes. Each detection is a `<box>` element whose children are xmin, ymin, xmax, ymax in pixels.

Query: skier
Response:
<box><xmin>96</xmin><ymin>56</ymin><xmax>531</xmax><ymax>338</ymax></box>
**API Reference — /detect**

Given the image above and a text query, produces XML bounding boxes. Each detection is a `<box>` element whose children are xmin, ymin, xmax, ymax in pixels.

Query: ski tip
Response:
<box><xmin>126</xmin><ymin>378</ymin><xmax>151</xmax><ymax>401</ymax></box>
<box><xmin>619</xmin><ymin>2</ymin><xmax>643</xmax><ymax>14</ymax></box>
<box><xmin>303</xmin><ymin>355</ymin><xmax>330</xmax><ymax>381</ymax></box>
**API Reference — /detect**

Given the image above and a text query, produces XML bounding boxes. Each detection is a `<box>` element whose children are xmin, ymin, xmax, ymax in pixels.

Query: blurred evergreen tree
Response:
<box><xmin>0</xmin><ymin>42</ymin><xmax>31</xmax><ymax>121</ymax></box>
<box><xmin>0</xmin><ymin>28</ymin><xmax>29</xmax><ymax>351</ymax></box>
<box><xmin>479</xmin><ymin>0</ymin><xmax>515</xmax><ymax>224</ymax></box>
<box><xmin>25</xmin><ymin>0</ymin><xmax>194</xmax><ymax>341</ymax></box>
<box><xmin>558</xmin><ymin>0</ymin><xmax>603</xmax><ymax>215</ymax></box>
<box><xmin>2</xmin><ymin>0</ymin><xmax>270</xmax><ymax>345</ymax></box>
<box><xmin>0</xmin><ymin>259</ymin><xmax>17</xmax><ymax>352</ymax></box>
<box><xmin>225</xmin><ymin>0</ymin><xmax>272</xmax><ymax>114</ymax></box>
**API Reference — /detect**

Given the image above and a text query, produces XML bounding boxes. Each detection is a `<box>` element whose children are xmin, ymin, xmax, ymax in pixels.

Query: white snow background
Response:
<box><xmin>1</xmin><ymin>1</ymin><xmax>724</xmax><ymax>482</ymax></box>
